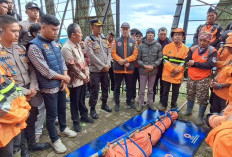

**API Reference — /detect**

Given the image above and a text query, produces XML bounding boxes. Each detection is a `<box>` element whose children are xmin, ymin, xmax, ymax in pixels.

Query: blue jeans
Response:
<box><xmin>42</xmin><ymin>91</ymin><xmax>67</xmax><ymax>143</ymax></box>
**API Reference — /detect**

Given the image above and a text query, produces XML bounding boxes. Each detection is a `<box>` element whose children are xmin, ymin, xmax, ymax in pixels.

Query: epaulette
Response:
<box><xmin>89</xmin><ymin>34</ymin><xmax>98</xmax><ymax>41</ymax></box>
<box><xmin>101</xmin><ymin>33</ymin><xmax>106</xmax><ymax>39</ymax></box>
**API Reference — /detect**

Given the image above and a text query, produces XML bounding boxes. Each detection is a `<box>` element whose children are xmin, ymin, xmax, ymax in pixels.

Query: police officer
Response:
<box><xmin>84</xmin><ymin>19</ymin><xmax>112</xmax><ymax>119</ymax></box>
<box><xmin>0</xmin><ymin>15</ymin><xmax>50</xmax><ymax>157</ymax></box>
<box><xmin>192</xmin><ymin>7</ymin><xmax>222</xmax><ymax>48</ymax></box>
<box><xmin>7</xmin><ymin>0</ymin><xmax>22</xmax><ymax>21</ymax></box>
<box><xmin>19</xmin><ymin>2</ymin><xmax>40</xmax><ymax>46</ymax></box>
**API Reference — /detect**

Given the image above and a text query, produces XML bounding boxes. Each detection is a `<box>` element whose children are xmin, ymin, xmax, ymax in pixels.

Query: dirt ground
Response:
<box><xmin>31</xmin><ymin>82</ymin><xmax>213</xmax><ymax>157</ymax></box>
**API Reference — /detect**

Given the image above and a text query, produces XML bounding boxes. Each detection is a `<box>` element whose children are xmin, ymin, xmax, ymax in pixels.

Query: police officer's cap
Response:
<box><xmin>90</xmin><ymin>19</ymin><xmax>104</xmax><ymax>26</ymax></box>
<box><xmin>207</xmin><ymin>7</ymin><xmax>217</xmax><ymax>15</ymax></box>
<box><xmin>25</xmin><ymin>2</ymin><xmax>40</xmax><ymax>10</ymax></box>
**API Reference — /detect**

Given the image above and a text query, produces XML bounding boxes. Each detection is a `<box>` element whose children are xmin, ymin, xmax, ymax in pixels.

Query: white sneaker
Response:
<box><xmin>52</xmin><ymin>139</ymin><xmax>67</xmax><ymax>154</ymax></box>
<box><xmin>59</xmin><ymin>127</ymin><xmax>77</xmax><ymax>138</ymax></box>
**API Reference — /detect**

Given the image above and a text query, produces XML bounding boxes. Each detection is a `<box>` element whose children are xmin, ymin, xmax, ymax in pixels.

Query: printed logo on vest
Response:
<box><xmin>54</xmin><ymin>42</ymin><xmax>59</xmax><ymax>48</ymax></box>
<box><xmin>212</xmin><ymin>57</ymin><xmax>217</xmax><ymax>63</ymax></box>
<box><xmin>129</xmin><ymin>43</ymin><xmax>133</xmax><ymax>47</ymax></box>
<box><xmin>0</xmin><ymin>51</ymin><xmax>7</xmax><ymax>55</ymax></box>
<box><xmin>118</xmin><ymin>42</ymin><xmax>122</xmax><ymax>47</ymax></box>
<box><xmin>202</xmin><ymin>56</ymin><xmax>207</xmax><ymax>60</ymax></box>
<box><xmin>43</xmin><ymin>44</ymin><xmax>49</xmax><ymax>50</ymax></box>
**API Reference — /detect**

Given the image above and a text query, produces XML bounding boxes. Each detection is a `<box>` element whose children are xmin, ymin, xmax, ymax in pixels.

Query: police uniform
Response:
<box><xmin>0</xmin><ymin>43</ymin><xmax>46</xmax><ymax>150</ymax></box>
<box><xmin>19</xmin><ymin>2</ymin><xmax>40</xmax><ymax>46</ymax></box>
<box><xmin>84</xmin><ymin>19</ymin><xmax>112</xmax><ymax>119</ymax></box>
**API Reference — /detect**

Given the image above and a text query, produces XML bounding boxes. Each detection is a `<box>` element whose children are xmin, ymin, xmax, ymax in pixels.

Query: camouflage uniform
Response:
<box><xmin>187</xmin><ymin>77</ymin><xmax>211</xmax><ymax>106</ymax></box>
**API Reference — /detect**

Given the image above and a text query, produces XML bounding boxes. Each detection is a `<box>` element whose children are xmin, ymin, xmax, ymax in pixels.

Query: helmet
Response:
<box><xmin>171</xmin><ymin>28</ymin><xmax>185</xmax><ymax>37</ymax></box>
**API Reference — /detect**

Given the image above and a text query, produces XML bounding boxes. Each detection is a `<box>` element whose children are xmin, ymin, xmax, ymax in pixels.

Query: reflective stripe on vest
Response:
<box><xmin>163</xmin><ymin>55</ymin><xmax>185</xmax><ymax>64</ymax></box>
<box><xmin>0</xmin><ymin>82</ymin><xmax>15</xmax><ymax>94</ymax></box>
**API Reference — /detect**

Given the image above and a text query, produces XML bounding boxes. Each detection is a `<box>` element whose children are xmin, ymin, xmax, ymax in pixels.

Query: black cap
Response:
<box><xmin>121</xmin><ymin>22</ymin><xmax>130</xmax><ymax>28</ymax></box>
<box><xmin>135</xmin><ymin>30</ymin><xmax>143</xmax><ymax>36</ymax></box>
<box><xmin>207</xmin><ymin>7</ymin><xmax>217</xmax><ymax>14</ymax></box>
<box><xmin>90</xmin><ymin>19</ymin><xmax>104</xmax><ymax>26</ymax></box>
<box><xmin>25</xmin><ymin>2</ymin><xmax>40</xmax><ymax>10</ymax></box>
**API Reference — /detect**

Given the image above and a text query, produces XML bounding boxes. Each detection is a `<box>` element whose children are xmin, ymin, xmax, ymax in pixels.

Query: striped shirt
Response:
<box><xmin>27</xmin><ymin>44</ymin><xmax>67</xmax><ymax>94</ymax></box>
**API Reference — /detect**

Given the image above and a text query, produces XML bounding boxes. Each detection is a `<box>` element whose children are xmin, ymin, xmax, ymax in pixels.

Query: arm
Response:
<box><xmin>125</xmin><ymin>45</ymin><xmax>138</xmax><ymax>62</ymax></box>
<box><xmin>136</xmin><ymin>45</ymin><xmax>144</xmax><ymax>67</ymax></box>
<box><xmin>153</xmin><ymin>44</ymin><xmax>163</xmax><ymax>68</ymax></box>
<box><xmin>211</xmin><ymin>26</ymin><xmax>223</xmax><ymax>48</ymax></box>
<box><xmin>111</xmin><ymin>40</ymin><xmax>123</xmax><ymax>62</ymax></box>
<box><xmin>184</xmin><ymin>49</ymin><xmax>193</xmax><ymax>66</ymax></box>
<box><xmin>28</xmin><ymin>62</ymin><xmax>39</xmax><ymax>91</ymax></box>
<box><xmin>192</xmin><ymin>25</ymin><xmax>201</xmax><ymax>46</ymax></box>
<box><xmin>107</xmin><ymin>47</ymin><xmax>112</xmax><ymax>66</ymax></box>
<box><xmin>84</xmin><ymin>38</ymin><xmax>106</xmax><ymax>70</ymax></box>
<box><xmin>162</xmin><ymin>47</ymin><xmax>176</xmax><ymax>72</ymax></box>
<box><xmin>194</xmin><ymin>51</ymin><xmax>217</xmax><ymax>69</ymax></box>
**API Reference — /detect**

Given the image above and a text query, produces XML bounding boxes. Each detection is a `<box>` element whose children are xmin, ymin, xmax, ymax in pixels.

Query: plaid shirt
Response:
<box><xmin>27</xmin><ymin>44</ymin><xmax>67</xmax><ymax>94</ymax></box>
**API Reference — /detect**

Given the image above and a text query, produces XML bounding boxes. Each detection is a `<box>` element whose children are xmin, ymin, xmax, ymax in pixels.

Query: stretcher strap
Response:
<box><xmin>117</xmin><ymin>141</ymin><xmax>126</xmax><ymax>152</ymax></box>
<box><xmin>151</xmin><ymin>121</ymin><xmax>163</xmax><ymax>134</ymax></box>
<box><xmin>158</xmin><ymin>118</ymin><xmax>167</xmax><ymax>130</ymax></box>
<box><xmin>123</xmin><ymin>138</ymin><xmax>129</xmax><ymax>157</ymax></box>
<box><xmin>128</xmin><ymin>137</ymin><xmax>147</xmax><ymax>157</ymax></box>
<box><xmin>166</xmin><ymin>112</ymin><xmax>173</xmax><ymax>122</ymax></box>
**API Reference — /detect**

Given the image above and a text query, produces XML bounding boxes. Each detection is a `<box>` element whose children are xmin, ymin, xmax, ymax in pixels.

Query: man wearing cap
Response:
<box><xmin>192</xmin><ymin>7</ymin><xmax>222</xmax><ymax>48</ymax></box>
<box><xmin>84</xmin><ymin>19</ymin><xmax>112</xmax><ymax>119</ymax></box>
<box><xmin>209</xmin><ymin>33</ymin><xmax>232</xmax><ymax>114</ymax></box>
<box><xmin>107</xmin><ymin>31</ymin><xmax>115</xmax><ymax>91</ymax></box>
<box><xmin>185</xmin><ymin>31</ymin><xmax>217</xmax><ymax>125</ymax></box>
<box><xmin>0</xmin><ymin>0</ymin><xmax>8</xmax><ymax>16</ymax></box>
<box><xmin>7</xmin><ymin>0</ymin><xmax>22</xmax><ymax>21</ymax></box>
<box><xmin>111</xmin><ymin>22</ymin><xmax>138</xmax><ymax>111</ymax></box>
<box><xmin>158</xmin><ymin>28</ymin><xmax>189</xmax><ymax>111</ymax></box>
<box><xmin>19</xmin><ymin>2</ymin><xmax>40</xmax><ymax>46</ymax></box>
<box><xmin>137</xmin><ymin>28</ymin><xmax>162</xmax><ymax>112</ymax></box>
<box><xmin>153</xmin><ymin>27</ymin><xmax>171</xmax><ymax>103</ymax></box>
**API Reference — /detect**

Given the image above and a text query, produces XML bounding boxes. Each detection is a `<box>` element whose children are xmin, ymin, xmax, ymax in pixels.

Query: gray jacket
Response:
<box><xmin>137</xmin><ymin>40</ymin><xmax>162</xmax><ymax>76</ymax></box>
<box><xmin>84</xmin><ymin>35</ymin><xmax>111</xmax><ymax>72</ymax></box>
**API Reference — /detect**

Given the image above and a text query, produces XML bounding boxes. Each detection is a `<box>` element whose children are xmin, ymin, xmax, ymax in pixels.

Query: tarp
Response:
<box><xmin>66</xmin><ymin>109</ymin><xmax>207</xmax><ymax>157</ymax></box>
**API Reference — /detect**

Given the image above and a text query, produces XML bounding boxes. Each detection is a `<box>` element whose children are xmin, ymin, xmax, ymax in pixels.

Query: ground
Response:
<box><xmin>31</xmin><ymin>82</ymin><xmax>213</xmax><ymax>157</ymax></box>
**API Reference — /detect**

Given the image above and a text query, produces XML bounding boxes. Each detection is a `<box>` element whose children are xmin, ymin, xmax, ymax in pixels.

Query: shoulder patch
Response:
<box><xmin>53</xmin><ymin>42</ymin><xmax>59</xmax><ymax>48</ymax></box>
<box><xmin>212</xmin><ymin>57</ymin><xmax>217</xmax><ymax>63</ymax></box>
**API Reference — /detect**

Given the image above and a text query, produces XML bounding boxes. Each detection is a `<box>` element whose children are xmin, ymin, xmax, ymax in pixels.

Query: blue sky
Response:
<box><xmin>17</xmin><ymin>0</ymin><xmax>220</xmax><ymax>45</ymax></box>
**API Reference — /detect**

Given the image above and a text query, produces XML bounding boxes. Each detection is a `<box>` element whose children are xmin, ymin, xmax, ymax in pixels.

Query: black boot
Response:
<box><xmin>115</xmin><ymin>104</ymin><xmax>120</xmax><ymax>111</ymax></box>
<box><xmin>21</xmin><ymin>145</ymin><xmax>30</xmax><ymax>157</ymax></box>
<box><xmin>90</xmin><ymin>108</ymin><xmax>98</xmax><ymax>119</ymax></box>
<box><xmin>101</xmin><ymin>101</ymin><xmax>112</xmax><ymax>112</ymax></box>
<box><xmin>28</xmin><ymin>142</ymin><xmax>51</xmax><ymax>151</ymax></box>
<box><xmin>80</xmin><ymin>116</ymin><xmax>94</xmax><ymax>123</ymax></box>
<box><xmin>73</xmin><ymin>123</ymin><xmax>82</xmax><ymax>132</ymax></box>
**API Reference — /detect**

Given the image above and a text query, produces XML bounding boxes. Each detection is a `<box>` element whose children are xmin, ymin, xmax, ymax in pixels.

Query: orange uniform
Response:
<box><xmin>188</xmin><ymin>46</ymin><xmax>217</xmax><ymax>81</ymax></box>
<box><xmin>162</xmin><ymin>42</ymin><xmax>189</xmax><ymax>84</ymax></box>
<box><xmin>0</xmin><ymin>64</ymin><xmax>31</xmax><ymax>148</ymax></box>
<box><xmin>216</xmin><ymin>47</ymin><xmax>232</xmax><ymax>71</ymax></box>
<box><xmin>206</xmin><ymin>120</ymin><xmax>232</xmax><ymax>157</ymax></box>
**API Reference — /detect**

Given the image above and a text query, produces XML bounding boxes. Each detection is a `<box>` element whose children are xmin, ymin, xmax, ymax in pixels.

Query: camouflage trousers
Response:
<box><xmin>187</xmin><ymin>77</ymin><xmax>211</xmax><ymax>106</ymax></box>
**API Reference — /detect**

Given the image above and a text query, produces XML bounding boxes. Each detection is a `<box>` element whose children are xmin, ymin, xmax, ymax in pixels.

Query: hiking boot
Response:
<box><xmin>52</xmin><ymin>139</ymin><xmax>67</xmax><ymax>154</ymax></box>
<box><xmin>59</xmin><ymin>127</ymin><xmax>77</xmax><ymax>138</ymax></box>
<box><xmin>115</xmin><ymin>104</ymin><xmax>120</xmax><ymax>111</ymax></box>
<box><xmin>136</xmin><ymin>105</ymin><xmax>143</xmax><ymax>112</ymax></box>
<box><xmin>28</xmin><ymin>142</ymin><xmax>51</xmax><ymax>151</ymax></box>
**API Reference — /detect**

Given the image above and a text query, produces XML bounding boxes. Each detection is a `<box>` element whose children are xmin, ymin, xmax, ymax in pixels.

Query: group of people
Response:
<box><xmin>0</xmin><ymin>0</ymin><xmax>232</xmax><ymax>157</ymax></box>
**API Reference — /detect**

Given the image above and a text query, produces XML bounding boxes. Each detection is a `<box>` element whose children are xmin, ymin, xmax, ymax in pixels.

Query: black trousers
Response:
<box><xmin>89</xmin><ymin>72</ymin><xmax>109</xmax><ymax>108</ymax></box>
<box><xmin>153</xmin><ymin>64</ymin><xmax>164</xmax><ymax>101</ymax></box>
<box><xmin>161</xmin><ymin>80</ymin><xmax>181</xmax><ymax>107</ymax></box>
<box><xmin>109</xmin><ymin>66</ymin><xmax>115</xmax><ymax>91</ymax></box>
<box><xmin>132</xmin><ymin>67</ymin><xmax>140</xmax><ymax>99</ymax></box>
<box><xmin>210</xmin><ymin>93</ymin><xmax>226</xmax><ymax>114</ymax></box>
<box><xmin>114</xmin><ymin>73</ymin><xmax>134</xmax><ymax>105</ymax></box>
<box><xmin>0</xmin><ymin>133</ymin><xmax>21</xmax><ymax>157</ymax></box>
<box><xmin>69</xmin><ymin>85</ymin><xmax>88</xmax><ymax>124</ymax></box>
<box><xmin>21</xmin><ymin>105</ymin><xmax>38</xmax><ymax>147</ymax></box>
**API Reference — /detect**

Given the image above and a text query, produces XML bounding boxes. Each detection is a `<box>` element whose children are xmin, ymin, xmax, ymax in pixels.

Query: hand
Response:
<box><xmin>84</xmin><ymin>77</ymin><xmax>89</xmax><ymax>83</ymax></box>
<box><xmin>118</xmin><ymin>59</ymin><xmax>125</xmax><ymax>65</ymax></box>
<box><xmin>187</xmin><ymin>60</ymin><xmax>194</xmax><ymax>67</ymax></box>
<box><xmin>26</xmin><ymin>89</ymin><xmax>32</xmax><ymax>96</ymax></box>
<box><xmin>124</xmin><ymin>62</ymin><xmax>130</xmax><ymax>68</ymax></box>
<box><xmin>101</xmin><ymin>65</ymin><xmax>110</xmax><ymax>72</ymax></box>
<box><xmin>60</xmin><ymin>81</ymin><xmax>68</xmax><ymax>91</ymax></box>
<box><xmin>63</xmin><ymin>75</ymin><xmax>70</xmax><ymax>84</ymax></box>
<box><xmin>211</xmin><ymin>82</ymin><xmax>220</xmax><ymax>90</ymax></box>
<box><xmin>172</xmin><ymin>69</ymin><xmax>180</xmax><ymax>74</ymax></box>
<box><xmin>86</xmin><ymin>40</ymin><xmax>93</xmax><ymax>48</ymax></box>
<box><xmin>29</xmin><ymin>88</ymin><xmax>37</xmax><ymax>98</ymax></box>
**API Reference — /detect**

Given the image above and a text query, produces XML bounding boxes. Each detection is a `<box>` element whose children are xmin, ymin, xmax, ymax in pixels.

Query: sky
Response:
<box><xmin>17</xmin><ymin>0</ymin><xmax>221</xmax><ymax>46</ymax></box>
